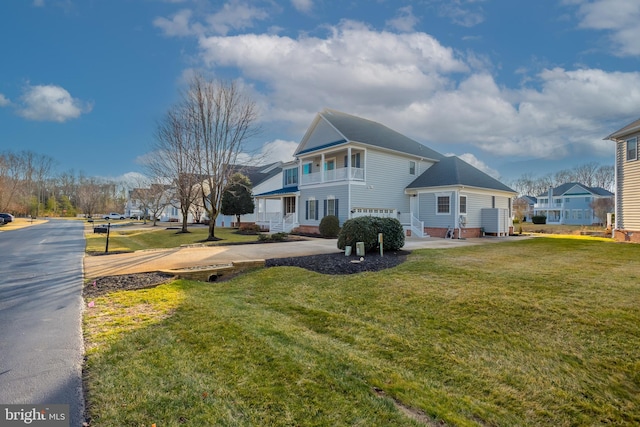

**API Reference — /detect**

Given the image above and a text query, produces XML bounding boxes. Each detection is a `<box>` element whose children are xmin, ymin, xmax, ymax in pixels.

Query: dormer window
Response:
<box><xmin>284</xmin><ymin>168</ymin><xmax>298</xmax><ymax>186</ymax></box>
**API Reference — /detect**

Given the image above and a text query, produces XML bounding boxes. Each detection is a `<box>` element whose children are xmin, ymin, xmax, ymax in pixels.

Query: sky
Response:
<box><xmin>2</xmin><ymin>0</ymin><xmax>640</xmax><ymax>185</ymax></box>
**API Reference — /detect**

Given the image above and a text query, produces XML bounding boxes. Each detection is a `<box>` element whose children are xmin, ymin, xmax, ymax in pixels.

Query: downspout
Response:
<box><xmin>347</xmin><ymin>146</ymin><xmax>352</xmax><ymax>221</ymax></box>
<box><xmin>455</xmin><ymin>190</ymin><xmax>461</xmax><ymax>239</ymax></box>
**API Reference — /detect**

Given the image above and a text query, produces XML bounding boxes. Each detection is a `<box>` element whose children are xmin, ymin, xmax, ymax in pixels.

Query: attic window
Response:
<box><xmin>409</xmin><ymin>161</ymin><xmax>416</xmax><ymax>175</ymax></box>
<box><xmin>627</xmin><ymin>138</ymin><xmax>637</xmax><ymax>161</ymax></box>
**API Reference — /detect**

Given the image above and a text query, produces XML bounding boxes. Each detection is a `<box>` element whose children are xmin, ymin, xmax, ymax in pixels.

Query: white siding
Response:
<box><xmin>301</xmin><ymin>118</ymin><xmax>344</xmax><ymax>152</ymax></box>
<box><xmin>618</xmin><ymin>137</ymin><xmax>640</xmax><ymax>231</ymax></box>
<box><xmin>299</xmin><ymin>184</ymin><xmax>349</xmax><ymax>226</ymax></box>
<box><xmin>350</xmin><ymin>148</ymin><xmax>427</xmax><ymax>215</ymax></box>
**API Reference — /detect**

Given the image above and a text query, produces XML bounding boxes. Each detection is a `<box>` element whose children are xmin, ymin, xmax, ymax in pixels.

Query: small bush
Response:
<box><xmin>258</xmin><ymin>232</ymin><xmax>288</xmax><ymax>242</ymax></box>
<box><xmin>238</xmin><ymin>224</ymin><xmax>261</xmax><ymax>235</ymax></box>
<box><xmin>337</xmin><ymin>216</ymin><xmax>404</xmax><ymax>252</ymax></box>
<box><xmin>319</xmin><ymin>215</ymin><xmax>341</xmax><ymax>238</ymax></box>
<box><xmin>531</xmin><ymin>215</ymin><xmax>547</xmax><ymax>225</ymax></box>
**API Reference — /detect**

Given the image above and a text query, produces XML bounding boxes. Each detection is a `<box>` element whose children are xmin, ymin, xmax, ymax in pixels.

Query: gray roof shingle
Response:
<box><xmin>407</xmin><ymin>156</ymin><xmax>515</xmax><ymax>193</ymax></box>
<box><xmin>320</xmin><ymin>109</ymin><xmax>444</xmax><ymax>161</ymax></box>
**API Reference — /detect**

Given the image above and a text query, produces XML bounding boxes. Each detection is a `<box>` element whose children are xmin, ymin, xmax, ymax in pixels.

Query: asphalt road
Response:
<box><xmin>0</xmin><ymin>219</ymin><xmax>85</xmax><ymax>426</ymax></box>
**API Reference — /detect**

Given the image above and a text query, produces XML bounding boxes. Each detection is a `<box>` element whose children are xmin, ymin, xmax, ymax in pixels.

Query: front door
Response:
<box><xmin>284</xmin><ymin>197</ymin><xmax>296</xmax><ymax>215</ymax></box>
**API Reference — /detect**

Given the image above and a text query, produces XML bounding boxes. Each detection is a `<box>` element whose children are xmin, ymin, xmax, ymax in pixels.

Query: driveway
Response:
<box><xmin>83</xmin><ymin>234</ymin><xmax>509</xmax><ymax>279</ymax></box>
<box><xmin>0</xmin><ymin>219</ymin><xmax>85</xmax><ymax>426</ymax></box>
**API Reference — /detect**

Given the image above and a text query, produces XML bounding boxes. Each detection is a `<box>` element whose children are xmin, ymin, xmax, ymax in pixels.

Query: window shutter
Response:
<box><xmin>335</xmin><ymin>199</ymin><xmax>339</xmax><ymax>219</ymax></box>
<box><xmin>315</xmin><ymin>201</ymin><xmax>319</xmax><ymax>220</ymax></box>
<box><xmin>324</xmin><ymin>200</ymin><xmax>327</xmax><ymax>218</ymax></box>
<box><xmin>305</xmin><ymin>200</ymin><xmax>309</xmax><ymax>220</ymax></box>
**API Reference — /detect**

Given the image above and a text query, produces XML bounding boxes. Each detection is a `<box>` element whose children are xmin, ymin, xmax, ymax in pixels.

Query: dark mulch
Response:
<box><xmin>265</xmin><ymin>250</ymin><xmax>410</xmax><ymax>275</ymax></box>
<box><xmin>83</xmin><ymin>272</ymin><xmax>176</xmax><ymax>298</ymax></box>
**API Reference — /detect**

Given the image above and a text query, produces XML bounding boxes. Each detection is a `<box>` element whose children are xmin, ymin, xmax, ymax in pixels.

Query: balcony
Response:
<box><xmin>300</xmin><ymin>166</ymin><xmax>364</xmax><ymax>185</ymax></box>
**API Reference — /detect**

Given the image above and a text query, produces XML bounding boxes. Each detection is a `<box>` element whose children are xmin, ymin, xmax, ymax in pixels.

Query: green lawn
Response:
<box><xmin>85</xmin><ymin>225</ymin><xmax>260</xmax><ymax>253</ymax></box>
<box><xmin>83</xmin><ymin>237</ymin><xmax>640</xmax><ymax>426</ymax></box>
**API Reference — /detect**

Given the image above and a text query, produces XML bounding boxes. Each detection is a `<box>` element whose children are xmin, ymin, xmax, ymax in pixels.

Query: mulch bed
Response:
<box><xmin>265</xmin><ymin>250</ymin><xmax>409</xmax><ymax>275</ymax></box>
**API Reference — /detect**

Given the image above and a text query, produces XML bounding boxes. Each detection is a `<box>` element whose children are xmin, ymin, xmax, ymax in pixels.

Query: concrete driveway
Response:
<box><xmin>83</xmin><ymin>234</ymin><xmax>517</xmax><ymax>279</ymax></box>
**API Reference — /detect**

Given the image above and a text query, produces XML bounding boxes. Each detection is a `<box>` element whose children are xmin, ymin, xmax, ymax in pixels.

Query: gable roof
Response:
<box><xmin>305</xmin><ymin>109</ymin><xmax>445</xmax><ymax>161</ymax></box>
<box><xmin>234</xmin><ymin>163</ymin><xmax>282</xmax><ymax>187</ymax></box>
<box><xmin>536</xmin><ymin>182</ymin><xmax>613</xmax><ymax>197</ymax></box>
<box><xmin>407</xmin><ymin>156</ymin><xmax>515</xmax><ymax>193</ymax></box>
<box><xmin>605</xmin><ymin>117</ymin><xmax>640</xmax><ymax>141</ymax></box>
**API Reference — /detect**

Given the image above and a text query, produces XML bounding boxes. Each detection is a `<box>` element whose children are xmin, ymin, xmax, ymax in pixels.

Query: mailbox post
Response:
<box><xmin>105</xmin><ymin>222</ymin><xmax>111</xmax><ymax>253</ymax></box>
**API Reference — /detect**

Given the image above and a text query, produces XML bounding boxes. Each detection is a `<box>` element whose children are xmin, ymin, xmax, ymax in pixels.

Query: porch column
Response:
<box><xmin>347</xmin><ymin>146</ymin><xmax>352</xmax><ymax>180</ymax></box>
<box><xmin>321</xmin><ymin>153</ymin><xmax>325</xmax><ymax>182</ymax></box>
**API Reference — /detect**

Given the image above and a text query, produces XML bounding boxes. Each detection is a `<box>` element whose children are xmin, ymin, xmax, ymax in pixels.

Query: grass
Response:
<box><xmin>83</xmin><ymin>237</ymin><xmax>640</xmax><ymax>426</ymax></box>
<box><xmin>85</xmin><ymin>224</ymin><xmax>261</xmax><ymax>253</ymax></box>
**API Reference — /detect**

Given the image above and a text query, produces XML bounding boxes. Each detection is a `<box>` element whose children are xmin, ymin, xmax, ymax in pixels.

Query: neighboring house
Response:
<box><xmin>130</xmin><ymin>165</ymin><xmax>285</xmax><ymax>226</ymax></box>
<box><xmin>605</xmin><ymin>118</ymin><xmax>640</xmax><ymax>242</ymax></box>
<box><xmin>533</xmin><ymin>183</ymin><xmax>613</xmax><ymax>225</ymax></box>
<box><xmin>255</xmin><ymin>109</ymin><xmax>517</xmax><ymax>238</ymax></box>
<box><xmin>514</xmin><ymin>195</ymin><xmax>536</xmax><ymax>221</ymax></box>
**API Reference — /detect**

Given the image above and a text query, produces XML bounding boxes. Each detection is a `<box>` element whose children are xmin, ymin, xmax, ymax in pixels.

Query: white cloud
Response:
<box><xmin>205</xmin><ymin>0</ymin><xmax>269</xmax><ymax>36</ymax></box>
<box><xmin>386</xmin><ymin>6</ymin><xmax>419</xmax><ymax>33</ymax></box>
<box><xmin>452</xmin><ymin>153</ymin><xmax>501</xmax><ymax>179</ymax></box>
<box><xmin>160</xmin><ymin>13</ymin><xmax>640</xmax><ymax>168</ymax></box>
<box><xmin>199</xmin><ymin>20</ymin><xmax>467</xmax><ymax>117</ymax></box>
<box><xmin>33</xmin><ymin>0</ymin><xmax>45</xmax><ymax>7</ymax></box>
<box><xmin>572</xmin><ymin>0</ymin><xmax>640</xmax><ymax>56</ymax></box>
<box><xmin>153</xmin><ymin>9</ymin><xmax>198</xmax><ymax>37</ymax></box>
<box><xmin>291</xmin><ymin>0</ymin><xmax>313</xmax><ymax>14</ymax></box>
<box><xmin>259</xmin><ymin>139</ymin><xmax>298</xmax><ymax>163</ymax></box>
<box><xmin>0</xmin><ymin>94</ymin><xmax>10</xmax><ymax>107</ymax></box>
<box><xmin>18</xmin><ymin>84</ymin><xmax>92</xmax><ymax>122</ymax></box>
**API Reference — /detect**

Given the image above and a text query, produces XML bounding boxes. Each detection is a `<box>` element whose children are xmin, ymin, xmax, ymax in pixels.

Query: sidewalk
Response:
<box><xmin>83</xmin><ymin>235</ymin><xmax>521</xmax><ymax>279</ymax></box>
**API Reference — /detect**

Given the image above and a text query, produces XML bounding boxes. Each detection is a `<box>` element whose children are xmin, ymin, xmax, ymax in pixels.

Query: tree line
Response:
<box><xmin>0</xmin><ymin>150</ymin><xmax>126</xmax><ymax>218</ymax></box>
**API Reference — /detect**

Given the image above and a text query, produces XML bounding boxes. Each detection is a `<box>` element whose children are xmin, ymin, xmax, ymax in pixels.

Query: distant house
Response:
<box><xmin>533</xmin><ymin>183</ymin><xmax>613</xmax><ymax>225</ymax></box>
<box><xmin>254</xmin><ymin>109</ymin><xmax>517</xmax><ymax>237</ymax></box>
<box><xmin>605</xmin><ymin>118</ymin><xmax>640</xmax><ymax>241</ymax></box>
<box><xmin>514</xmin><ymin>195</ymin><xmax>536</xmax><ymax>221</ymax></box>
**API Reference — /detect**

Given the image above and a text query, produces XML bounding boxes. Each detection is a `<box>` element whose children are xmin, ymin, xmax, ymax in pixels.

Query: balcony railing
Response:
<box><xmin>300</xmin><ymin>167</ymin><xmax>364</xmax><ymax>185</ymax></box>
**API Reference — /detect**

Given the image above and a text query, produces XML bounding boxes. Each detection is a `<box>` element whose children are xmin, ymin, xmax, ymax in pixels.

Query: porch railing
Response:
<box><xmin>301</xmin><ymin>167</ymin><xmax>364</xmax><ymax>185</ymax></box>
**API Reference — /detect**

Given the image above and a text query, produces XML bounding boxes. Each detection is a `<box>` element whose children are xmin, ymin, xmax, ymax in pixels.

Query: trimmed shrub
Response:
<box><xmin>238</xmin><ymin>223</ymin><xmax>261</xmax><ymax>235</ymax></box>
<box><xmin>258</xmin><ymin>232</ymin><xmax>288</xmax><ymax>242</ymax></box>
<box><xmin>319</xmin><ymin>215</ymin><xmax>341</xmax><ymax>238</ymax></box>
<box><xmin>531</xmin><ymin>215</ymin><xmax>547</xmax><ymax>224</ymax></box>
<box><xmin>337</xmin><ymin>216</ymin><xmax>405</xmax><ymax>252</ymax></box>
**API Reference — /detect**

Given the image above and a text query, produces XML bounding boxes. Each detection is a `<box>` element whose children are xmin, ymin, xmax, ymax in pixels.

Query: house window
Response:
<box><xmin>565</xmin><ymin>198</ymin><xmax>570</xmax><ymax>203</ymax></box>
<box><xmin>437</xmin><ymin>196</ymin><xmax>450</xmax><ymax>214</ymax></box>
<box><xmin>554</xmin><ymin>198</ymin><xmax>562</xmax><ymax>206</ymax></box>
<box><xmin>345</xmin><ymin>153</ymin><xmax>361</xmax><ymax>168</ymax></box>
<box><xmin>303</xmin><ymin>162</ymin><xmax>313</xmax><ymax>175</ymax></box>
<box><xmin>284</xmin><ymin>168</ymin><xmax>298</xmax><ymax>186</ymax></box>
<box><xmin>409</xmin><ymin>161</ymin><xmax>416</xmax><ymax>175</ymax></box>
<box><xmin>627</xmin><ymin>138</ymin><xmax>637</xmax><ymax>161</ymax></box>
<box><xmin>325</xmin><ymin>198</ymin><xmax>338</xmax><ymax>217</ymax></box>
<box><xmin>585</xmin><ymin>197</ymin><xmax>591</xmax><ymax>203</ymax></box>
<box><xmin>306</xmin><ymin>199</ymin><xmax>318</xmax><ymax>220</ymax></box>
<box><xmin>459</xmin><ymin>195</ymin><xmax>467</xmax><ymax>214</ymax></box>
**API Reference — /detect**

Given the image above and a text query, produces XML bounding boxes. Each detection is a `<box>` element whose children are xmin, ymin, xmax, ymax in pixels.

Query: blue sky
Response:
<box><xmin>2</xmin><ymin>0</ymin><xmax>640</xmax><ymax>184</ymax></box>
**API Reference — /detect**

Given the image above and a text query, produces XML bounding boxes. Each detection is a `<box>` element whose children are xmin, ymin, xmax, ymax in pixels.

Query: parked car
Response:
<box><xmin>103</xmin><ymin>212</ymin><xmax>125</xmax><ymax>220</ymax></box>
<box><xmin>0</xmin><ymin>217</ymin><xmax>4</xmax><ymax>225</ymax></box>
<box><xmin>0</xmin><ymin>213</ymin><xmax>14</xmax><ymax>223</ymax></box>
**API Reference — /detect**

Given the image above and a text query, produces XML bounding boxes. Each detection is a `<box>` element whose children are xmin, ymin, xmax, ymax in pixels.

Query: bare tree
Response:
<box><xmin>572</xmin><ymin>162</ymin><xmax>600</xmax><ymax>187</ymax></box>
<box><xmin>591</xmin><ymin>197</ymin><xmax>614</xmax><ymax>226</ymax></box>
<box><xmin>185</xmin><ymin>74</ymin><xmax>260</xmax><ymax>240</ymax></box>
<box><xmin>146</xmin><ymin>108</ymin><xmax>201</xmax><ymax>233</ymax></box>
<box><xmin>593</xmin><ymin>165</ymin><xmax>615</xmax><ymax>192</ymax></box>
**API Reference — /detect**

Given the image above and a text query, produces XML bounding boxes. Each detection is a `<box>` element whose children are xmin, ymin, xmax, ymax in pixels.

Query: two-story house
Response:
<box><xmin>255</xmin><ymin>109</ymin><xmax>516</xmax><ymax>238</ymax></box>
<box><xmin>605</xmin><ymin>117</ymin><xmax>640</xmax><ymax>242</ymax></box>
<box><xmin>533</xmin><ymin>183</ymin><xmax>613</xmax><ymax>225</ymax></box>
